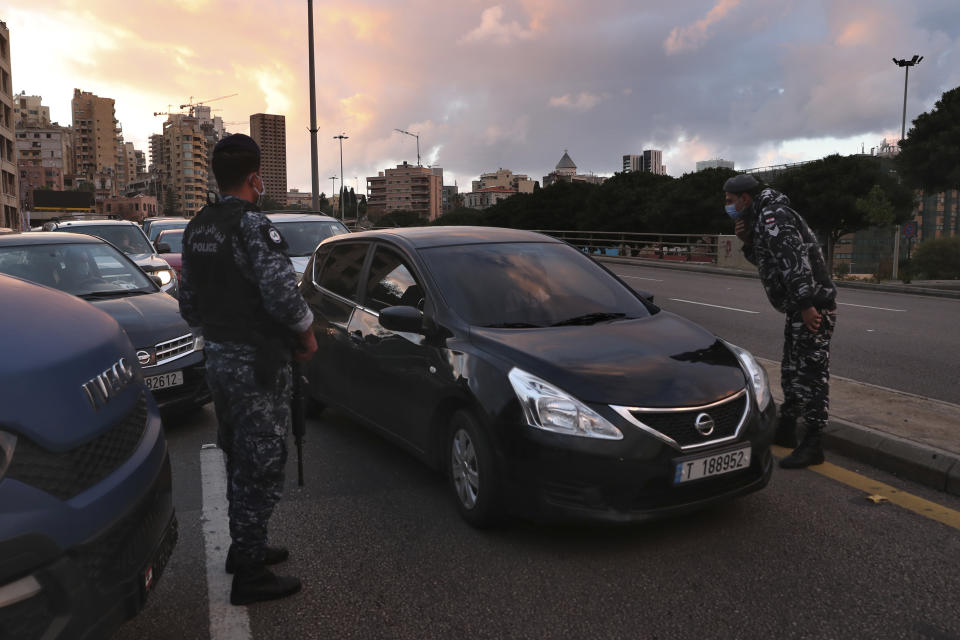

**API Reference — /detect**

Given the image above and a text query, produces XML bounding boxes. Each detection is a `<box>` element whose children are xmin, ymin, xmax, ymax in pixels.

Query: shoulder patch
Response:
<box><xmin>263</xmin><ymin>225</ymin><xmax>287</xmax><ymax>250</ymax></box>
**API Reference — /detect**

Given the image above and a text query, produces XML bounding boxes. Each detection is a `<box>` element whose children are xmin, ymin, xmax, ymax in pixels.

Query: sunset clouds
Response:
<box><xmin>5</xmin><ymin>0</ymin><xmax>960</xmax><ymax>192</ymax></box>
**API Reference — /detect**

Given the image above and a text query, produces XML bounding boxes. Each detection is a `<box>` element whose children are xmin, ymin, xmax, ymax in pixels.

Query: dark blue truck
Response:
<box><xmin>0</xmin><ymin>274</ymin><xmax>177</xmax><ymax>639</ymax></box>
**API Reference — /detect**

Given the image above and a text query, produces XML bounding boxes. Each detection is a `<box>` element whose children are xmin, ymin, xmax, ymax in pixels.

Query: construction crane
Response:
<box><xmin>394</xmin><ymin>128</ymin><xmax>421</xmax><ymax>166</ymax></box>
<box><xmin>152</xmin><ymin>104</ymin><xmax>178</xmax><ymax>117</ymax></box>
<box><xmin>179</xmin><ymin>93</ymin><xmax>238</xmax><ymax>117</ymax></box>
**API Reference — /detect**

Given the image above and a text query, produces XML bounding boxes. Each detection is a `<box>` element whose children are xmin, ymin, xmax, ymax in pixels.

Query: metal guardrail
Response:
<box><xmin>535</xmin><ymin>230</ymin><xmax>721</xmax><ymax>265</ymax></box>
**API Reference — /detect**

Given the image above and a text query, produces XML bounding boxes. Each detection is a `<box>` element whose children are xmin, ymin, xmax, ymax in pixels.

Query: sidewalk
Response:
<box><xmin>760</xmin><ymin>358</ymin><xmax>960</xmax><ymax>495</ymax></box>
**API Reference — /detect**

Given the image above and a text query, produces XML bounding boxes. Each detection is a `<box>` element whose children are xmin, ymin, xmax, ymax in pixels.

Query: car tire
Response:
<box><xmin>447</xmin><ymin>410</ymin><xmax>502</xmax><ymax>528</ymax></box>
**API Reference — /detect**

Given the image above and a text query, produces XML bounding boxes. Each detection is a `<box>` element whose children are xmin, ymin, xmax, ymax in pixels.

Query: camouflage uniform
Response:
<box><xmin>742</xmin><ymin>188</ymin><xmax>838</xmax><ymax>430</ymax></box>
<box><xmin>180</xmin><ymin>196</ymin><xmax>312</xmax><ymax>565</ymax></box>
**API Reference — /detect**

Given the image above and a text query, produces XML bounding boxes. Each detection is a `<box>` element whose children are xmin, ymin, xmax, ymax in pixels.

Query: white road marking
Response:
<box><xmin>668</xmin><ymin>298</ymin><xmax>760</xmax><ymax>314</ymax></box>
<box><xmin>201</xmin><ymin>444</ymin><xmax>252</xmax><ymax>640</ymax></box>
<box><xmin>838</xmin><ymin>302</ymin><xmax>907</xmax><ymax>312</ymax></box>
<box><xmin>620</xmin><ymin>275</ymin><xmax>664</xmax><ymax>282</ymax></box>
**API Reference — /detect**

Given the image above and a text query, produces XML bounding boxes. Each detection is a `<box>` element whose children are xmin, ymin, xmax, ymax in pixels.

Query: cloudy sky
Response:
<box><xmin>6</xmin><ymin>0</ymin><xmax>960</xmax><ymax>193</ymax></box>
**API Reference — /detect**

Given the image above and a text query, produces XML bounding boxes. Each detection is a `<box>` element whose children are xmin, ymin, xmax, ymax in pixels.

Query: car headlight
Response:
<box><xmin>154</xmin><ymin>269</ymin><xmax>173</xmax><ymax>286</ymax></box>
<box><xmin>0</xmin><ymin>430</ymin><xmax>17</xmax><ymax>481</ymax></box>
<box><xmin>508</xmin><ymin>368</ymin><xmax>622</xmax><ymax>440</ymax></box>
<box><xmin>724</xmin><ymin>342</ymin><xmax>772</xmax><ymax>412</ymax></box>
<box><xmin>193</xmin><ymin>332</ymin><xmax>205</xmax><ymax>352</ymax></box>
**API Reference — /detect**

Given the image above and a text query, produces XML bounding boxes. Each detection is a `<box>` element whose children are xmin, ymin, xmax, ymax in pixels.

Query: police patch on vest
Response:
<box><xmin>264</xmin><ymin>226</ymin><xmax>286</xmax><ymax>249</ymax></box>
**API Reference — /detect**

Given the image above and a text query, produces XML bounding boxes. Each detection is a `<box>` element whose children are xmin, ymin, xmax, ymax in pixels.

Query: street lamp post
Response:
<box><xmin>329</xmin><ymin>176</ymin><xmax>337</xmax><ymax>215</ymax></box>
<box><xmin>891</xmin><ymin>54</ymin><xmax>923</xmax><ymax>280</ymax></box>
<box><xmin>307</xmin><ymin>0</ymin><xmax>320</xmax><ymax>211</ymax></box>
<box><xmin>333</xmin><ymin>134</ymin><xmax>348</xmax><ymax>221</ymax></box>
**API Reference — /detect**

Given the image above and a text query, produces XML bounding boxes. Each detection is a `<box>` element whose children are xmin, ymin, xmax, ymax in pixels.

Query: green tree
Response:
<box><xmin>431</xmin><ymin>207</ymin><xmax>486</xmax><ymax>226</ymax></box>
<box><xmin>261</xmin><ymin>195</ymin><xmax>283</xmax><ymax>211</ymax></box>
<box><xmin>896</xmin><ymin>86</ymin><xmax>960</xmax><ymax>193</ymax></box>
<box><xmin>378</xmin><ymin>209</ymin><xmax>424</xmax><ymax>227</ymax></box>
<box><xmin>656</xmin><ymin>168</ymin><xmax>738</xmax><ymax>234</ymax></box>
<box><xmin>770</xmin><ymin>154</ymin><xmax>914</xmax><ymax>269</ymax></box>
<box><xmin>911</xmin><ymin>236</ymin><xmax>960</xmax><ymax>279</ymax></box>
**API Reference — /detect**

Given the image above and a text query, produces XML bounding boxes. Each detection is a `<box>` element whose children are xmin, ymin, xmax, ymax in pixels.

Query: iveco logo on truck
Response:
<box><xmin>82</xmin><ymin>357</ymin><xmax>136</xmax><ymax>410</ymax></box>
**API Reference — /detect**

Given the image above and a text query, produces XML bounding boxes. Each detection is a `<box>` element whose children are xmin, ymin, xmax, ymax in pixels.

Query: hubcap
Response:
<box><xmin>451</xmin><ymin>428</ymin><xmax>480</xmax><ymax>509</ymax></box>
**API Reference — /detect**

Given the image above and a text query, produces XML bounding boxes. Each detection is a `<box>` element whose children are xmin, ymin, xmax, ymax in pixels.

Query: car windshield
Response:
<box><xmin>420</xmin><ymin>242</ymin><xmax>651</xmax><ymax>327</ymax></box>
<box><xmin>149</xmin><ymin>221</ymin><xmax>189</xmax><ymax>243</ymax></box>
<box><xmin>0</xmin><ymin>242</ymin><xmax>155</xmax><ymax>296</ymax></box>
<box><xmin>60</xmin><ymin>225</ymin><xmax>154</xmax><ymax>255</ymax></box>
<box><xmin>273</xmin><ymin>220</ymin><xmax>350</xmax><ymax>256</ymax></box>
<box><xmin>156</xmin><ymin>230</ymin><xmax>183</xmax><ymax>253</ymax></box>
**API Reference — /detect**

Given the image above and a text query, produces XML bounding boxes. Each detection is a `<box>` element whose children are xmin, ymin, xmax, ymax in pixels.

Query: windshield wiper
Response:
<box><xmin>482</xmin><ymin>322</ymin><xmax>544</xmax><ymax>328</ymax></box>
<box><xmin>551</xmin><ymin>312</ymin><xmax>627</xmax><ymax>327</ymax></box>
<box><xmin>78</xmin><ymin>289</ymin><xmax>151</xmax><ymax>299</ymax></box>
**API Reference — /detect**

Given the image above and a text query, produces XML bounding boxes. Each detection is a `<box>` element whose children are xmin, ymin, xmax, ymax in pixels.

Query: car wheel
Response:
<box><xmin>447</xmin><ymin>410</ymin><xmax>502</xmax><ymax>527</ymax></box>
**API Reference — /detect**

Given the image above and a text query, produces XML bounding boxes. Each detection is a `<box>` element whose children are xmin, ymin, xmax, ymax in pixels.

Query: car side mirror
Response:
<box><xmin>379</xmin><ymin>305</ymin><xmax>424</xmax><ymax>334</ymax></box>
<box><xmin>636</xmin><ymin>289</ymin><xmax>654</xmax><ymax>304</ymax></box>
<box><xmin>156</xmin><ymin>242</ymin><xmax>171</xmax><ymax>254</ymax></box>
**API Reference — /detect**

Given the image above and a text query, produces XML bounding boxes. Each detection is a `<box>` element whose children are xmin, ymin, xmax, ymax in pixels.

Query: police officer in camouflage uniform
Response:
<box><xmin>724</xmin><ymin>174</ymin><xmax>838</xmax><ymax>468</ymax></box>
<box><xmin>179</xmin><ymin>134</ymin><xmax>317</xmax><ymax>605</ymax></box>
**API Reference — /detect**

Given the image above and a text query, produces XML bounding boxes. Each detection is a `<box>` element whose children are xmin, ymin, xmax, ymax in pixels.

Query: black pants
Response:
<box><xmin>779</xmin><ymin>308</ymin><xmax>836</xmax><ymax>430</ymax></box>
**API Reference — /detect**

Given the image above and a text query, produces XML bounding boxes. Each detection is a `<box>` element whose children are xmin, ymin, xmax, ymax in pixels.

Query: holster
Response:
<box><xmin>253</xmin><ymin>335</ymin><xmax>292</xmax><ymax>389</ymax></box>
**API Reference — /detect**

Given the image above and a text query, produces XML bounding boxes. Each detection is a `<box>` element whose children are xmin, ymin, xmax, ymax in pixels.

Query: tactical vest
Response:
<box><xmin>182</xmin><ymin>198</ymin><xmax>284</xmax><ymax>346</ymax></box>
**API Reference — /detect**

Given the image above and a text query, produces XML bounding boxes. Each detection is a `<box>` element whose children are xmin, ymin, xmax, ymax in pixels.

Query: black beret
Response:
<box><xmin>213</xmin><ymin>133</ymin><xmax>260</xmax><ymax>157</ymax></box>
<box><xmin>723</xmin><ymin>174</ymin><xmax>759</xmax><ymax>194</ymax></box>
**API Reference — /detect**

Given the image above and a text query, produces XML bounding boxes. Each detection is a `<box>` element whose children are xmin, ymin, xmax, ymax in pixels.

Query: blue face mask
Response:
<box><xmin>725</xmin><ymin>203</ymin><xmax>740</xmax><ymax>220</ymax></box>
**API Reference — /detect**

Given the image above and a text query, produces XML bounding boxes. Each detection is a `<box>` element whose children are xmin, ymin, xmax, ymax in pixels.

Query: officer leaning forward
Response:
<box><xmin>724</xmin><ymin>174</ymin><xmax>838</xmax><ymax>469</ymax></box>
<box><xmin>179</xmin><ymin>134</ymin><xmax>318</xmax><ymax>605</ymax></box>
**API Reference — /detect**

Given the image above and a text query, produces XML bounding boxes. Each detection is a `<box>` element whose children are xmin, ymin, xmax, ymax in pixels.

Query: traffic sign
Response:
<box><xmin>903</xmin><ymin>221</ymin><xmax>917</xmax><ymax>238</ymax></box>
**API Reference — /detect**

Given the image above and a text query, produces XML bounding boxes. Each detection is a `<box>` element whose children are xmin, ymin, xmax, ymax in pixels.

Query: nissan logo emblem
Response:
<box><xmin>137</xmin><ymin>350</ymin><xmax>151</xmax><ymax>366</ymax></box>
<box><xmin>694</xmin><ymin>412</ymin><xmax>715</xmax><ymax>436</ymax></box>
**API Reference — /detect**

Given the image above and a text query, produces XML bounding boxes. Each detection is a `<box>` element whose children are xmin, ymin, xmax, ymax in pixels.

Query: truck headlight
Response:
<box><xmin>508</xmin><ymin>368</ymin><xmax>622</xmax><ymax>440</ymax></box>
<box><xmin>725</xmin><ymin>342</ymin><xmax>772</xmax><ymax>412</ymax></box>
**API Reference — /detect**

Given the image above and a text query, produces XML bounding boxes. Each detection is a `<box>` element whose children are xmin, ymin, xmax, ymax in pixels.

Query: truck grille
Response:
<box><xmin>613</xmin><ymin>390</ymin><xmax>749</xmax><ymax>451</ymax></box>
<box><xmin>155</xmin><ymin>333</ymin><xmax>195</xmax><ymax>365</ymax></box>
<box><xmin>6</xmin><ymin>394</ymin><xmax>148</xmax><ymax>500</ymax></box>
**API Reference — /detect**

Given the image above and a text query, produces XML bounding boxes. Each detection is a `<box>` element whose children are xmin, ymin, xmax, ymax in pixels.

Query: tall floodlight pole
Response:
<box><xmin>329</xmin><ymin>176</ymin><xmax>337</xmax><ymax>215</ymax></box>
<box><xmin>394</xmin><ymin>128</ymin><xmax>421</xmax><ymax>166</ymax></box>
<box><xmin>333</xmin><ymin>134</ymin><xmax>348</xmax><ymax>221</ymax></box>
<box><xmin>307</xmin><ymin>0</ymin><xmax>320</xmax><ymax>210</ymax></box>
<box><xmin>890</xmin><ymin>54</ymin><xmax>922</xmax><ymax>280</ymax></box>
<box><xmin>892</xmin><ymin>55</ymin><xmax>923</xmax><ymax>141</ymax></box>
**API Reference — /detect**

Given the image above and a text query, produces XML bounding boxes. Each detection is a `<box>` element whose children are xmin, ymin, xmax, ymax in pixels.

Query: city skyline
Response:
<box><xmin>5</xmin><ymin>1</ymin><xmax>960</xmax><ymax>193</ymax></box>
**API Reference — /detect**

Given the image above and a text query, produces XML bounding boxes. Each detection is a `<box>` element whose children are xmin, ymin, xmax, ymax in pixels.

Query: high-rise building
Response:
<box><xmin>71</xmin><ymin>89</ymin><xmax>120</xmax><ymax>182</ymax></box>
<box><xmin>15</xmin><ymin>126</ymin><xmax>73</xmax><ymax>208</ymax></box>
<box><xmin>249</xmin><ymin>113</ymin><xmax>286</xmax><ymax>204</ymax></box>
<box><xmin>471</xmin><ymin>168</ymin><xmax>536</xmax><ymax>194</ymax></box>
<box><xmin>696</xmin><ymin>158</ymin><xmax>735</xmax><ymax>171</ymax></box>
<box><xmin>149</xmin><ymin>134</ymin><xmax>164</xmax><ymax>172</ymax></box>
<box><xmin>0</xmin><ymin>22</ymin><xmax>20</xmax><ymax>229</ymax></box>
<box><xmin>161</xmin><ymin>114</ymin><xmax>208</xmax><ymax>217</ymax></box>
<box><xmin>622</xmin><ymin>150</ymin><xmax>666</xmax><ymax>175</ymax></box>
<box><xmin>13</xmin><ymin>93</ymin><xmax>50</xmax><ymax>128</ymax></box>
<box><xmin>366</xmin><ymin>161</ymin><xmax>443</xmax><ymax>221</ymax></box>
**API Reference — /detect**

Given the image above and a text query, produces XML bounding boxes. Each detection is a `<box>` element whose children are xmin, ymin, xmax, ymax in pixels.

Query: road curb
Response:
<box><xmin>597</xmin><ymin>256</ymin><xmax>960</xmax><ymax>299</ymax></box>
<box><xmin>822</xmin><ymin>418</ymin><xmax>960</xmax><ymax>496</ymax></box>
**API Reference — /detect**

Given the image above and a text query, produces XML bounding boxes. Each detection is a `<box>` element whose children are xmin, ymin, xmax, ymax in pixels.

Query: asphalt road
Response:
<box><xmin>607</xmin><ymin>263</ymin><xmax>960</xmax><ymax>404</ymax></box>
<box><xmin>115</xmin><ymin>406</ymin><xmax>960</xmax><ymax>640</ymax></box>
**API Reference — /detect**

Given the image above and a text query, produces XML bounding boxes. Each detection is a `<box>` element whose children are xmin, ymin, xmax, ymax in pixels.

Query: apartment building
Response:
<box><xmin>162</xmin><ymin>114</ymin><xmax>208</xmax><ymax>216</ymax></box>
<box><xmin>14</xmin><ymin>93</ymin><xmax>50</xmax><ymax>128</ymax></box>
<box><xmin>366</xmin><ymin>161</ymin><xmax>442</xmax><ymax>221</ymax></box>
<box><xmin>72</xmin><ymin>89</ymin><xmax>120</xmax><ymax>181</ymax></box>
<box><xmin>696</xmin><ymin>158</ymin><xmax>735</xmax><ymax>171</ymax></box>
<box><xmin>249</xmin><ymin>113</ymin><xmax>286</xmax><ymax>204</ymax></box>
<box><xmin>0</xmin><ymin>22</ymin><xmax>19</xmax><ymax>229</ymax></box>
<box><xmin>471</xmin><ymin>168</ymin><xmax>536</xmax><ymax>194</ymax></box>
<box><xmin>464</xmin><ymin>186</ymin><xmax>517</xmax><ymax>210</ymax></box>
<box><xmin>622</xmin><ymin>150</ymin><xmax>666</xmax><ymax>175</ymax></box>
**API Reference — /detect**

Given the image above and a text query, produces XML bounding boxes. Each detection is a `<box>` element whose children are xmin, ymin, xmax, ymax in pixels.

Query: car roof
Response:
<box><xmin>266</xmin><ymin>212</ymin><xmax>342</xmax><ymax>223</ymax></box>
<box><xmin>52</xmin><ymin>219</ymin><xmax>139</xmax><ymax>227</ymax></box>
<box><xmin>0</xmin><ymin>231</ymin><xmax>106</xmax><ymax>246</ymax></box>
<box><xmin>155</xmin><ymin>228</ymin><xmax>184</xmax><ymax>236</ymax></box>
<box><xmin>151</xmin><ymin>218</ymin><xmax>189</xmax><ymax>224</ymax></box>
<box><xmin>331</xmin><ymin>226</ymin><xmax>561</xmax><ymax>249</ymax></box>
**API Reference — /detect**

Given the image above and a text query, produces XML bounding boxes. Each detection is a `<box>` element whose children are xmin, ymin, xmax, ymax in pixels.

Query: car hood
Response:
<box><xmin>469</xmin><ymin>312</ymin><xmax>745</xmax><ymax>407</ymax></box>
<box><xmin>90</xmin><ymin>292</ymin><xmax>190</xmax><ymax>350</ymax></box>
<box><xmin>130</xmin><ymin>254</ymin><xmax>171</xmax><ymax>272</ymax></box>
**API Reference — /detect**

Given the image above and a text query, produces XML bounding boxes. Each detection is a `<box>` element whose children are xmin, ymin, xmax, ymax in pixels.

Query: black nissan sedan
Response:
<box><xmin>299</xmin><ymin>227</ymin><xmax>775</xmax><ymax>526</ymax></box>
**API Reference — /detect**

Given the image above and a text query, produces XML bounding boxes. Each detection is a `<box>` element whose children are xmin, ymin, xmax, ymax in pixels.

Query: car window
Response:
<box><xmin>273</xmin><ymin>220</ymin><xmax>350</xmax><ymax>257</ymax></box>
<box><xmin>420</xmin><ymin>242</ymin><xmax>651</xmax><ymax>327</ymax></box>
<box><xmin>363</xmin><ymin>247</ymin><xmax>423</xmax><ymax>313</ymax></box>
<box><xmin>317</xmin><ymin>243</ymin><xmax>368</xmax><ymax>301</ymax></box>
<box><xmin>149</xmin><ymin>221</ymin><xmax>188</xmax><ymax>243</ymax></box>
<box><xmin>156</xmin><ymin>230</ymin><xmax>183</xmax><ymax>253</ymax></box>
<box><xmin>0</xmin><ymin>243</ymin><xmax>154</xmax><ymax>296</ymax></box>
<box><xmin>60</xmin><ymin>225</ymin><xmax>154</xmax><ymax>255</ymax></box>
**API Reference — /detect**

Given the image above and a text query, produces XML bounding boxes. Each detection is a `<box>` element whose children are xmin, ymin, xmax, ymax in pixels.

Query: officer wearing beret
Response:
<box><xmin>179</xmin><ymin>134</ymin><xmax>317</xmax><ymax>605</ymax></box>
<box><xmin>724</xmin><ymin>174</ymin><xmax>838</xmax><ymax>468</ymax></box>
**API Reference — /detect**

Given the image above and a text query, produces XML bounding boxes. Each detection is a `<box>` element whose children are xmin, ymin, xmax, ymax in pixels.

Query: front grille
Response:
<box><xmin>621</xmin><ymin>391</ymin><xmax>748</xmax><ymax>449</ymax></box>
<box><xmin>6</xmin><ymin>394</ymin><xmax>148</xmax><ymax>500</ymax></box>
<box><xmin>155</xmin><ymin>333</ymin><xmax>194</xmax><ymax>365</ymax></box>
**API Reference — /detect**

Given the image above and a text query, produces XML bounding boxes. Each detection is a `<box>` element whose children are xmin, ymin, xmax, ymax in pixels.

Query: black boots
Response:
<box><xmin>225</xmin><ymin>544</ymin><xmax>289</xmax><ymax>574</ymax></box>
<box><xmin>779</xmin><ymin>429</ymin><xmax>825</xmax><ymax>469</ymax></box>
<box><xmin>773</xmin><ymin>415</ymin><xmax>798</xmax><ymax>448</ymax></box>
<box><xmin>230</xmin><ymin>564</ymin><xmax>302</xmax><ymax>606</ymax></box>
